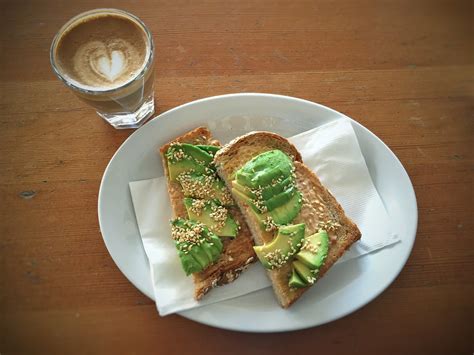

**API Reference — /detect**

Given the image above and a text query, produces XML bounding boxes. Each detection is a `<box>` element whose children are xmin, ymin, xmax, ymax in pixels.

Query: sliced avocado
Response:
<box><xmin>184</xmin><ymin>198</ymin><xmax>238</xmax><ymax>237</ymax></box>
<box><xmin>289</xmin><ymin>268</ymin><xmax>307</xmax><ymax>288</ymax></box>
<box><xmin>253</xmin><ymin>223</ymin><xmax>305</xmax><ymax>269</ymax></box>
<box><xmin>293</xmin><ymin>260</ymin><xmax>317</xmax><ymax>285</ymax></box>
<box><xmin>201</xmin><ymin>242</ymin><xmax>220</xmax><ymax>263</ymax></box>
<box><xmin>166</xmin><ymin>144</ymin><xmax>214</xmax><ymax>181</ymax></box>
<box><xmin>232</xmin><ymin>187</ymin><xmax>252</xmax><ymax>206</ymax></box>
<box><xmin>252</xmin><ymin>163</ymin><xmax>289</xmax><ymax>187</ymax></box>
<box><xmin>177</xmin><ymin>250</ymin><xmax>202</xmax><ymax>276</ymax></box>
<box><xmin>260</xmin><ymin>175</ymin><xmax>293</xmax><ymax>201</ymax></box>
<box><xmin>248</xmin><ymin>204</ymin><xmax>267</xmax><ymax>230</ymax></box>
<box><xmin>235</xmin><ymin>170</ymin><xmax>255</xmax><ymax>188</ymax></box>
<box><xmin>204</xmin><ymin>231</ymin><xmax>224</xmax><ymax>252</ymax></box>
<box><xmin>232</xmin><ymin>180</ymin><xmax>256</xmax><ymax>199</ymax></box>
<box><xmin>278</xmin><ymin>223</ymin><xmax>306</xmax><ymax>236</ymax></box>
<box><xmin>269</xmin><ymin>190</ymin><xmax>302</xmax><ymax>225</ymax></box>
<box><xmin>212</xmin><ymin>179</ymin><xmax>234</xmax><ymax>206</ymax></box>
<box><xmin>265</xmin><ymin>185</ymin><xmax>296</xmax><ymax>212</ymax></box>
<box><xmin>178</xmin><ymin>172</ymin><xmax>233</xmax><ymax>206</ymax></box>
<box><xmin>296</xmin><ymin>230</ymin><xmax>330</xmax><ymax>270</ymax></box>
<box><xmin>235</xmin><ymin>150</ymin><xmax>293</xmax><ymax>188</ymax></box>
<box><xmin>196</xmin><ymin>144</ymin><xmax>220</xmax><ymax>155</ymax></box>
<box><xmin>171</xmin><ymin>218</ymin><xmax>223</xmax><ymax>275</ymax></box>
<box><xmin>168</xmin><ymin>159</ymin><xmax>207</xmax><ymax>181</ymax></box>
<box><xmin>189</xmin><ymin>247</ymin><xmax>210</xmax><ymax>269</ymax></box>
<box><xmin>178</xmin><ymin>143</ymin><xmax>214</xmax><ymax>164</ymax></box>
<box><xmin>232</xmin><ymin>177</ymin><xmax>293</xmax><ymax>202</ymax></box>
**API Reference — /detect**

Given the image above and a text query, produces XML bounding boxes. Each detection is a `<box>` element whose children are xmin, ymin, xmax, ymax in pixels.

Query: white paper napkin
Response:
<box><xmin>129</xmin><ymin>118</ymin><xmax>399</xmax><ymax>316</ymax></box>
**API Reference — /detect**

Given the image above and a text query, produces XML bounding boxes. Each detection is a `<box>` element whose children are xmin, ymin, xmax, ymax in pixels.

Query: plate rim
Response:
<box><xmin>98</xmin><ymin>93</ymin><xmax>418</xmax><ymax>332</ymax></box>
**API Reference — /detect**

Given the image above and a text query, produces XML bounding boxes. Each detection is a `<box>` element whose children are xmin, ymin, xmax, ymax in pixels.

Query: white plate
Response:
<box><xmin>98</xmin><ymin>93</ymin><xmax>417</xmax><ymax>332</ymax></box>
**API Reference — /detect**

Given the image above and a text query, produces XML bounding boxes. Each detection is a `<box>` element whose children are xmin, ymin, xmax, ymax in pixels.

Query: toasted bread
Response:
<box><xmin>159</xmin><ymin>127</ymin><xmax>256</xmax><ymax>300</ymax></box>
<box><xmin>214</xmin><ymin>131</ymin><xmax>361</xmax><ymax>308</ymax></box>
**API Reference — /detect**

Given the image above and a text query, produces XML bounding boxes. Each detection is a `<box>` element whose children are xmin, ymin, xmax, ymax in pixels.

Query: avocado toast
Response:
<box><xmin>214</xmin><ymin>131</ymin><xmax>361</xmax><ymax>308</ymax></box>
<box><xmin>159</xmin><ymin>127</ymin><xmax>256</xmax><ymax>300</ymax></box>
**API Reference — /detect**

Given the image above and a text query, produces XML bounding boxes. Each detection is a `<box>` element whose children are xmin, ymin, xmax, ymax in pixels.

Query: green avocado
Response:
<box><xmin>269</xmin><ymin>190</ymin><xmax>302</xmax><ymax>225</ymax></box>
<box><xmin>177</xmin><ymin>143</ymin><xmax>214</xmax><ymax>164</ymax></box>
<box><xmin>184</xmin><ymin>198</ymin><xmax>238</xmax><ymax>237</ymax></box>
<box><xmin>212</xmin><ymin>179</ymin><xmax>234</xmax><ymax>206</ymax></box>
<box><xmin>171</xmin><ymin>218</ymin><xmax>223</xmax><ymax>275</ymax></box>
<box><xmin>168</xmin><ymin>159</ymin><xmax>208</xmax><ymax>181</ymax></box>
<box><xmin>293</xmin><ymin>260</ymin><xmax>317</xmax><ymax>285</ymax></box>
<box><xmin>232</xmin><ymin>186</ymin><xmax>253</xmax><ymax>205</ymax></box>
<box><xmin>190</xmin><ymin>247</ymin><xmax>210</xmax><ymax>268</ymax></box>
<box><xmin>166</xmin><ymin>144</ymin><xmax>214</xmax><ymax>180</ymax></box>
<box><xmin>235</xmin><ymin>171</ymin><xmax>255</xmax><ymax>188</ymax></box>
<box><xmin>231</xmin><ymin>176</ymin><xmax>293</xmax><ymax>202</ymax></box>
<box><xmin>288</xmin><ymin>268</ymin><xmax>307</xmax><ymax>288</ymax></box>
<box><xmin>296</xmin><ymin>230</ymin><xmax>330</xmax><ymax>269</ymax></box>
<box><xmin>265</xmin><ymin>185</ymin><xmax>296</xmax><ymax>212</ymax></box>
<box><xmin>254</xmin><ymin>223</ymin><xmax>305</xmax><ymax>269</ymax></box>
<box><xmin>260</xmin><ymin>176</ymin><xmax>293</xmax><ymax>201</ymax></box>
<box><xmin>195</xmin><ymin>144</ymin><xmax>220</xmax><ymax>156</ymax></box>
<box><xmin>232</xmin><ymin>180</ymin><xmax>256</xmax><ymax>199</ymax></box>
<box><xmin>235</xmin><ymin>150</ymin><xmax>293</xmax><ymax>188</ymax></box>
<box><xmin>177</xmin><ymin>250</ymin><xmax>202</xmax><ymax>276</ymax></box>
<box><xmin>178</xmin><ymin>172</ymin><xmax>233</xmax><ymax>206</ymax></box>
<box><xmin>201</xmin><ymin>240</ymin><xmax>221</xmax><ymax>262</ymax></box>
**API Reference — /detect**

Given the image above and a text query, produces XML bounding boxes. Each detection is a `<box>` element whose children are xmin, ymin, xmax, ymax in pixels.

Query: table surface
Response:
<box><xmin>1</xmin><ymin>0</ymin><xmax>472</xmax><ymax>354</ymax></box>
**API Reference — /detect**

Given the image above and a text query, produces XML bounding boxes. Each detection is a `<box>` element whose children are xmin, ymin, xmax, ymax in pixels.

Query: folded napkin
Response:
<box><xmin>129</xmin><ymin>118</ymin><xmax>399</xmax><ymax>316</ymax></box>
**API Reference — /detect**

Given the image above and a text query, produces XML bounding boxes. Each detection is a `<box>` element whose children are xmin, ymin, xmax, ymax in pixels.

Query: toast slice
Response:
<box><xmin>159</xmin><ymin>127</ymin><xmax>256</xmax><ymax>300</ymax></box>
<box><xmin>214</xmin><ymin>131</ymin><xmax>361</xmax><ymax>308</ymax></box>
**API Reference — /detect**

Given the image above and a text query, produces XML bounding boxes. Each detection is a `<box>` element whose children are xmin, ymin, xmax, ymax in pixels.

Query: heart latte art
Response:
<box><xmin>54</xmin><ymin>13</ymin><xmax>148</xmax><ymax>90</ymax></box>
<box><xmin>73</xmin><ymin>39</ymin><xmax>142</xmax><ymax>87</ymax></box>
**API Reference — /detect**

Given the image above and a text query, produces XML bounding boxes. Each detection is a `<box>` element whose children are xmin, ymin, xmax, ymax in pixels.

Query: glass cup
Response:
<box><xmin>50</xmin><ymin>9</ymin><xmax>155</xmax><ymax>129</ymax></box>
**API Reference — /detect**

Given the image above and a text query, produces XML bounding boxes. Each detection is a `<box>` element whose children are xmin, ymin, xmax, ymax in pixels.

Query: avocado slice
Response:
<box><xmin>171</xmin><ymin>218</ymin><xmax>223</xmax><ymax>275</ymax></box>
<box><xmin>196</xmin><ymin>144</ymin><xmax>220</xmax><ymax>156</ymax></box>
<box><xmin>264</xmin><ymin>185</ymin><xmax>296</xmax><ymax>212</ymax></box>
<box><xmin>232</xmin><ymin>180</ymin><xmax>256</xmax><ymax>199</ymax></box>
<box><xmin>201</xmin><ymin>242</ymin><xmax>221</xmax><ymax>264</ymax></box>
<box><xmin>269</xmin><ymin>190</ymin><xmax>302</xmax><ymax>225</ymax></box>
<box><xmin>293</xmin><ymin>260</ymin><xmax>317</xmax><ymax>285</ymax></box>
<box><xmin>168</xmin><ymin>159</ymin><xmax>208</xmax><ymax>181</ymax></box>
<box><xmin>253</xmin><ymin>223</ymin><xmax>305</xmax><ymax>269</ymax></box>
<box><xmin>184</xmin><ymin>198</ymin><xmax>238</xmax><ymax>237</ymax></box>
<box><xmin>177</xmin><ymin>250</ymin><xmax>202</xmax><ymax>276</ymax></box>
<box><xmin>232</xmin><ymin>186</ymin><xmax>253</xmax><ymax>205</ymax></box>
<box><xmin>212</xmin><ymin>179</ymin><xmax>234</xmax><ymax>206</ymax></box>
<box><xmin>189</xmin><ymin>247</ymin><xmax>210</xmax><ymax>269</ymax></box>
<box><xmin>178</xmin><ymin>172</ymin><xmax>233</xmax><ymax>206</ymax></box>
<box><xmin>289</xmin><ymin>268</ymin><xmax>308</xmax><ymax>288</ymax></box>
<box><xmin>235</xmin><ymin>150</ymin><xmax>293</xmax><ymax>188</ymax></box>
<box><xmin>261</xmin><ymin>175</ymin><xmax>293</xmax><ymax>201</ymax></box>
<box><xmin>177</xmin><ymin>143</ymin><xmax>214</xmax><ymax>164</ymax></box>
<box><xmin>235</xmin><ymin>171</ymin><xmax>255</xmax><ymax>188</ymax></box>
<box><xmin>296</xmin><ymin>230</ymin><xmax>330</xmax><ymax>270</ymax></box>
<box><xmin>166</xmin><ymin>144</ymin><xmax>214</xmax><ymax>181</ymax></box>
<box><xmin>232</xmin><ymin>176</ymin><xmax>293</xmax><ymax>202</ymax></box>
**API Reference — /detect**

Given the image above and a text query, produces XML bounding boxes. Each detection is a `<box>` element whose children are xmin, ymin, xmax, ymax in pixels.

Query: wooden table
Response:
<box><xmin>1</xmin><ymin>1</ymin><xmax>472</xmax><ymax>354</ymax></box>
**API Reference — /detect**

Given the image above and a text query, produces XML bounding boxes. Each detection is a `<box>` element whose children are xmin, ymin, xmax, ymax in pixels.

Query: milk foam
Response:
<box><xmin>72</xmin><ymin>39</ymin><xmax>143</xmax><ymax>89</ymax></box>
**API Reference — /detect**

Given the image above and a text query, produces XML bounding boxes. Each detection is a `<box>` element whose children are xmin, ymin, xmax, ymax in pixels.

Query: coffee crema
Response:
<box><xmin>54</xmin><ymin>13</ymin><xmax>148</xmax><ymax>90</ymax></box>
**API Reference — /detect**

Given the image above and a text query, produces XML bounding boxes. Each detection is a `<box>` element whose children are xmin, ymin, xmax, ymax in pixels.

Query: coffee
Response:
<box><xmin>54</xmin><ymin>12</ymin><xmax>147</xmax><ymax>90</ymax></box>
<box><xmin>50</xmin><ymin>9</ymin><xmax>155</xmax><ymax>128</ymax></box>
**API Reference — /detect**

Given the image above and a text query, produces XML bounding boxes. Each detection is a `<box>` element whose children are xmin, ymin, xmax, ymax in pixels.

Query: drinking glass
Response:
<box><xmin>50</xmin><ymin>9</ymin><xmax>155</xmax><ymax>129</ymax></box>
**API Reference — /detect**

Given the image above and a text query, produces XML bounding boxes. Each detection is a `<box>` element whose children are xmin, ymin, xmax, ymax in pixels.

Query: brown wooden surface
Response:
<box><xmin>1</xmin><ymin>0</ymin><xmax>473</xmax><ymax>354</ymax></box>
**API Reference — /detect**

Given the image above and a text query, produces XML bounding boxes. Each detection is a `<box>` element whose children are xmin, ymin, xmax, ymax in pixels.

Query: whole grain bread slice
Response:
<box><xmin>214</xmin><ymin>131</ymin><xmax>361</xmax><ymax>308</ymax></box>
<box><xmin>159</xmin><ymin>127</ymin><xmax>256</xmax><ymax>300</ymax></box>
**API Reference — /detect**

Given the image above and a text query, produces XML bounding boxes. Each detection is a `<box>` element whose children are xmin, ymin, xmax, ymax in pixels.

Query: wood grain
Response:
<box><xmin>0</xmin><ymin>0</ymin><xmax>472</xmax><ymax>354</ymax></box>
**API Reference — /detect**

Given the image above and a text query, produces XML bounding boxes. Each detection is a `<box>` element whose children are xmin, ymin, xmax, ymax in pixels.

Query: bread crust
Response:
<box><xmin>214</xmin><ymin>131</ymin><xmax>361</xmax><ymax>308</ymax></box>
<box><xmin>159</xmin><ymin>127</ymin><xmax>256</xmax><ymax>300</ymax></box>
